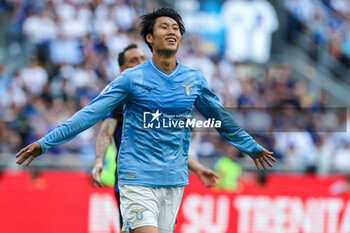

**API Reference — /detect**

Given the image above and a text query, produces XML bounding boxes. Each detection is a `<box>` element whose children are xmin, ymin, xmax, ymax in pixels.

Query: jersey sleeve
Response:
<box><xmin>104</xmin><ymin>104</ymin><xmax>123</xmax><ymax>120</ymax></box>
<box><xmin>194</xmin><ymin>75</ymin><xmax>262</xmax><ymax>157</ymax></box>
<box><xmin>37</xmin><ymin>74</ymin><xmax>130</xmax><ymax>153</ymax></box>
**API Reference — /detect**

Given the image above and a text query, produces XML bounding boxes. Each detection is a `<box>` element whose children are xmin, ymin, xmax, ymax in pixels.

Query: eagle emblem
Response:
<box><xmin>131</xmin><ymin>208</ymin><xmax>147</xmax><ymax>221</ymax></box>
<box><xmin>180</xmin><ymin>84</ymin><xmax>194</xmax><ymax>96</ymax></box>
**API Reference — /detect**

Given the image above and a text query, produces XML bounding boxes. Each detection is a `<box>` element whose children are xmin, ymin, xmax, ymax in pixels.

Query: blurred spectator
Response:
<box><xmin>112</xmin><ymin>0</ymin><xmax>138</xmax><ymax>31</ymax></box>
<box><xmin>0</xmin><ymin>64</ymin><xmax>10</xmax><ymax>91</ymax></box>
<box><xmin>329</xmin><ymin>0</ymin><xmax>350</xmax><ymax>16</ymax></box>
<box><xmin>60</xmin><ymin>6</ymin><xmax>90</xmax><ymax>39</ymax></box>
<box><xmin>315</xmin><ymin>135</ymin><xmax>333</xmax><ymax>176</ymax></box>
<box><xmin>333</xmin><ymin>141</ymin><xmax>350</xmax><ymax>173</ymax></box>
<box><xmin>284</xmin><ymin>0</ymin><xmax>350</xmax><ymax>68</ymax></box>
<box><xmin>5</xmin><ymin>71</ymin><xmax>27</xmax><ymax>108</ymax></box>
<box><xmin>0</xmin><ymin>64</ymin><xmax>11</xmax><ymax>111</ymax></box>
<box><xmin>22</xmin><ymin>10</ymin><xmax>58</xmax><ymax>44</ymax></box>
<box><xmin>183</xmin><ymin>51</ymin><xmax>215</xmax><ymax>86</ymax></box>
<box><xmin>0</xmin><ymin>119</ymin><xmax>22</xmax><ymax>154</ymax></box>
<box><xmin>49</xmin><ymin>34</ymin><xmax>83</xmax><ymax>65</ymax></box>
<box><xmin>69</xmin><ymin>62</ymin><xmax>98</xmax><ymax>90</ymax></box>
<box><xmin>283</xmin><ymin>144</ymin><xmax>302</xmax><ymax>172</ymax></box>
<box><xmin>214</xmin><ymin>145</ymin><xmax>242</xmax><ymax>191</ymax></box>
<box><xmin>19</xmin><ymin>56</ymin><xmax>48</xmax><ymax>96</ymax></box>
<box><xmin>222</xmin><ymin>0</ymin><xmax>279</xmax><ymax>63</ymax></box>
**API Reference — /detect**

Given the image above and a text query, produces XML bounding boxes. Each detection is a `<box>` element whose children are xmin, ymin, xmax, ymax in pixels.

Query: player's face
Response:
<box><xmin>147</xmin><ymin>16</ymin><xmax>181</xmax><ymax>54</ymax></box>
<box><xmin>121</xmin><ymin>48</ymin><xmax>146</xmax><ymax>71</ymax></box>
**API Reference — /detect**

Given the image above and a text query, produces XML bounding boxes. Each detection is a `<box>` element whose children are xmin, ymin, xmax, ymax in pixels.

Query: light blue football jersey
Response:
<box><xmin>38</xmin><ymin>59</ymin><xmax>262</xmax><ymax>187</ymax></box>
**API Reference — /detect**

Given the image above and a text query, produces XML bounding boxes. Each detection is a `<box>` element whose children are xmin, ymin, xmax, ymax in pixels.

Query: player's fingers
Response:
<box><xmin>25</xmin><ymin>156</ymin><xmax>36</xmax><ymax>166</ymax></box>
<box><xmin>95</xmin><ymin>175</ymin><xmax>103</xmax><ymax>187</ymax></box>
<box><xmin>93</xmin><ymin>175</ymin><xmax>101</xmax><ymax>184</ymax></box>
<box><xmin>95</xmin><ymin>164</ymin><xmax>103</xmax><ymax>172</ymax></box>
<box><xmin>91</xmin><ymin>168</ymin><xmax>103</xmax><ymax>187</ymax></box>
<box><xmin>91</xmin><ymin>169</ymin><xmax>100</xmax><ymax>181</ymax></box>
<box><xmin>91</xmin><ymin>176</ymin><xmax>102</xmax><ymax>187</ymax></box>
<box><xmin>261</xmin><ymin>146</ymin><xmax>272</xmax><ymax>153</ymax></box>
<box><xmin>253</xmin><ymin>158</ymin><xmax>260</xmax><ymax>169</ymax></box>
<box><xmin>97</xmin><ymin>168</ymin><xmax>103</xmax><ymax>177</ymax></box>
<box><xmin>263</xmin><ymin>156</ymin><xmax>273</xmax><ymax>167</ymax></box>
<box><xmin>211</xmin><ymin>171</ymin><xmax>220</xmax><ymax>179</ymax></box>
<box><xmin>17</xmin><ymin>153</ymin><xmax>30</xmax><ymax>165</ymax></box>
<box><xmin>264</xmin><ymin>150</ymin><xmax>273</xmax><ymax>155</ymax></box>
<box><xmin>207</xmin><ymin>180</ymin><xmax>216</xmax><ymax>188</ymax></box>
<box><xmin>266</xmin><ymin>154</ymin><xmax>277</xmax><ymax>162</ymax></box>
<box><xmin>93</xmin><ymin>179</ymin><xmax>103</xmax><ymax>187</ymax></box>
<box><xmin>16</xmin><ymin>151</ymin><xmax>32</xmax><ymax>165</ymax></box>
<box><xmin>258</xmin><ymin>157</ymin><xmax>267</xmax><ymax>170</ymax></box>
<box><xmin>91</xmin><ymin>171</ymin><xmax>97</xmax><ymax>181</ymax></box>
<box><xmin>16</xmin><ymin>146</ymin><xmax>29</xmax><ymax>158</ymax></box>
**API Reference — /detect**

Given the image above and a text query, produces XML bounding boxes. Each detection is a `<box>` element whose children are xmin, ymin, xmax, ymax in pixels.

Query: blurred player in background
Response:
<box><xmin>16</xmin><ymin>7</ymin><xmax>276</xmax><ymax>233</ymax></box>
<box><xmin>90</xmin><ymin>43</ymin><xmax>219</xmax><ymax>230</ymax></box>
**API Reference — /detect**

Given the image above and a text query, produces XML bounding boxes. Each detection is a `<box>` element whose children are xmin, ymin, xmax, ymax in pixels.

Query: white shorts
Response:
<box><xmin>119</xmin><ymin>185</ymin><xmax>184</xmax><ymax>233</ymax></box>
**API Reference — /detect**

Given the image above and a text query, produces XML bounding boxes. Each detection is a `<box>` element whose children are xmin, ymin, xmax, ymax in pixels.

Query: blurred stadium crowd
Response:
<box><xmin>0</xmin><ymin>0</ymin><xmax>349</xmax><ymax>175</ymax></box>
<box><xmin>285</xmin><ymin>0</ymin><xmax>350</xmax><ymax>68</ymax></box>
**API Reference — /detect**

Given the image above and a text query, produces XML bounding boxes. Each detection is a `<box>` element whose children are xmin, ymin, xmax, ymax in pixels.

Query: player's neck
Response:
<box><xmin>152</xmin><ymin>51</ymin><xmax>177</xmax><ymax>74</ymax></box>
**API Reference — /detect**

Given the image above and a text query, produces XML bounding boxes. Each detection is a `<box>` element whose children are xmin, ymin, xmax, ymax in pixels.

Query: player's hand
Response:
<box><xmin>91</xmin><ymin>163</ymin><xmax>103</xmax><ymax>187</ymax></box>
<box><xmin>16</xmin><ymin>142</ymin><xmax>42</xmax><ymax>166</ymax></box>
<box><xmin>252</xmin><ymin>147</ymin><xmax>276</xmax><ymax>170</ymax></box>
<box><xmin>197</xmin><ymin>167</ymin><xmax>220</xmax><ymax>188</ymax></box>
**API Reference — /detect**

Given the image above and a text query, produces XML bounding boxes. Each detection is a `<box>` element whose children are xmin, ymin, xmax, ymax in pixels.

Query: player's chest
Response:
<box><xmin>129</xmin><ymin>76</ymin><xmax>199</xmax><ymax>109</ymax></box>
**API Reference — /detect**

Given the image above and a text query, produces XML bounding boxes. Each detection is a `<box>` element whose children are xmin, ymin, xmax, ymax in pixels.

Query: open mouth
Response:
<box><xmin>166</xmin><ymin>38</ymin><xmax>176</xmax><ymax>43</ymax></box>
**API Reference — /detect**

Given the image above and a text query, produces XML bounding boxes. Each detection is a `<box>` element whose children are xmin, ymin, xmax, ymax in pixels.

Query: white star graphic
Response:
<box><xmin>151</xmin><ymin>109</ymin><xmax>162</xmax><ymax>122</ymax></box>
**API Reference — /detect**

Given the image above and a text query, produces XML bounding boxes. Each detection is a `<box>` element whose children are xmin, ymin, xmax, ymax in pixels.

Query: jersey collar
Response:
<box><xmin>150</xmin><ymin>59</ymin><xmax>180</xmax><ymax>78</ymax></box>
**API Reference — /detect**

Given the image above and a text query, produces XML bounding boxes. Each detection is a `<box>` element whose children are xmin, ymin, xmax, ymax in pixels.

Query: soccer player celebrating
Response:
<box><xmin>90</xmin><ymin>43</ymin><xmax>219</xmax><ymax>230</ymax></box>
<box><xmin>16</xmin><ymin>7</ymin><xmax>276</xmax><ymax>233</ymax></box>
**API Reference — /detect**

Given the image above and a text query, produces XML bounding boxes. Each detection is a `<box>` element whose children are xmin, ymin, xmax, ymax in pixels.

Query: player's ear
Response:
<box><xmin>146</xmin><ymin>34</ymin><xmax>153</xmax><ymax>45</ymax></box>
<box><xmin>120</xmin><ymin>65</ymin><xmax>126</xmax><ymax>72</ymax></box>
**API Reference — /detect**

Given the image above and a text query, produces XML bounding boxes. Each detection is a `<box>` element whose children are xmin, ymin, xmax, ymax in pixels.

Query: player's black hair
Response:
<box><xmin>118</xmin><ymin>44</ymin><xmax>138</xmax><ymax>67</ymax></box>
<box><xmin>140</xmin><ymin>7</ymin><xmax>186</xmax><ymax>51</ymax></box>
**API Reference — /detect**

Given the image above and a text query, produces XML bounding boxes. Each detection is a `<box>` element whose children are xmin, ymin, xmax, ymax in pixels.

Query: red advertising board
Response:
<box><xmin>0</xmin><ymin>170</ymin><xmax>349</xmax><ymax>233</ymax></box>
<box><xmin>177</xmin><ymin>174</ymin><xmax>350</xmax><ymax>233</ymax></box>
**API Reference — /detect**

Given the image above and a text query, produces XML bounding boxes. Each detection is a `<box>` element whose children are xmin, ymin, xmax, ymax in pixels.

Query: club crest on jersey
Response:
<box><xmin>132</xmin><ymin>208</ymin><xmax>146</xmax><ymax>221</ymax></box>
<box><xmin>180</xmin><ymin>84</ymin><xmax>194</xmax><ymax>96</ymax></box>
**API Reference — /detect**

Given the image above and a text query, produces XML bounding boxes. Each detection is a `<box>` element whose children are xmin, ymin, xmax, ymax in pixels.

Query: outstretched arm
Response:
<box><xmin>91</xmin><ymin>118</ymin><xmax>117</xmax><ymax>187</ymax></box>
<box><xmin>188</xmin><ymin>154</ymin><xmax>219</xmax><ymax>187</ymax></box>
<box><xmin>16</xmin><ymin>74</ymin><xmax>130</xmax><ymax>166</ymax></box>
<box><xmin>194</xmin><ymin>75</ymin><xmax>276</xmax><ymax>170</ymax></box>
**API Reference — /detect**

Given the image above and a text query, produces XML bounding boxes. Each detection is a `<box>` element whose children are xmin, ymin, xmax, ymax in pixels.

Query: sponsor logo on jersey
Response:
<box><xmin>144</xmin><ymin>87</ymin><xmax>156</xmax><ymax>92</ymax></box>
